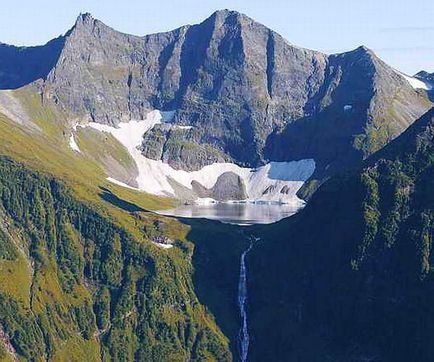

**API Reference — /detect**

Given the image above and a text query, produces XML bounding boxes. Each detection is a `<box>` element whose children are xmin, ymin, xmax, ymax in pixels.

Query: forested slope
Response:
<box><xmin>249</xmin><ymin>108</ymin><xmax>434</xmax><ymax>361</ymax></box>
<box><xmin>0</xmin><ymin>157</ymin><xmax>232</xmax><ymax>361</ymax></box>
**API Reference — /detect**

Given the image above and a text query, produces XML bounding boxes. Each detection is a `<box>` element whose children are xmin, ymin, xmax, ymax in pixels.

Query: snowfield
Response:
<box><xmin>398</xmin><ymin>72</ymin><xmax>432</xmax><ymax>91</ymax></box>
<box><xmin>106</xmin><ymin>177</ymin><xmax>137</xmax><ymax>190</ymax></box>
<box><xmin>69</xmin><ymin>124</ymin><xmax>82</xmax><ymax>153</ymax></box>
<box><xmin>69</xmin><ymin>134</ymin><xmax>81</xmax><ymax>153</ymax></box>
<box><xmin>153</xmin><ymin>242</ymin><xmax>173</xmax><ymax>249</ymax></box>
<box><xmin>86</xmin><ymin>111</ymin><xmax>315</xmax><ymax>205</ymax></box>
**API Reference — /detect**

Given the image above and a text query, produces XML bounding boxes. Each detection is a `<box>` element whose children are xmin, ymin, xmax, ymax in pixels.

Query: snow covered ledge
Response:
<box><xmin>396</xmin><ymin>70</ymin><xmax>432</xmax><ymax>91</ymax></box>
<box><xmin>85</xmin><ymin>110</ymin><xmax>315</xmax><ymax>205</ymax></box>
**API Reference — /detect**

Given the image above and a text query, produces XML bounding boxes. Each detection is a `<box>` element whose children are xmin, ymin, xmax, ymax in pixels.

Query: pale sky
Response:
<box><xmin>1</xmin><ymin>0</ymin><xmax>433</xmax><ymax>74</ymax></box>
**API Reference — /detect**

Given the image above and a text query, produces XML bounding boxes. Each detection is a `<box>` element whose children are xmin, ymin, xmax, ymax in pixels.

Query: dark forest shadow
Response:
<box><xmin>180</xmin><ymin>217</ymin><xmax>250</xmax><ymax>358</ymax></box>
<box><xmin>99</xmin><ymin>187</ymin><xmax>146</xmax><ymax>212</ymax></box>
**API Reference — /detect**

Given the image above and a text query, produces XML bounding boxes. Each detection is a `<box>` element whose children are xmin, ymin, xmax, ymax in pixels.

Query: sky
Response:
<box><xmin>1</xmin><ymin>0</ymin><xmax>433</xmax><ymax>75</ymax></box>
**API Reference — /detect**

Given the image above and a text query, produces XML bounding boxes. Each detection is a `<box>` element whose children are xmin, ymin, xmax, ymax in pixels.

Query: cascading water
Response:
<box><xmin>238</xmin><ymin>236</ymin><xmax>258</xmax><ymax>362</ymax></box>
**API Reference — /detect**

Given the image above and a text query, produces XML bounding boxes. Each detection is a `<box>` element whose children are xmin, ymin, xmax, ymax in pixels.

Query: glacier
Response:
<box><xmin>398</xmin><ymin>71</ymin><xmax>432</xmax><ymax>91</ymax></box>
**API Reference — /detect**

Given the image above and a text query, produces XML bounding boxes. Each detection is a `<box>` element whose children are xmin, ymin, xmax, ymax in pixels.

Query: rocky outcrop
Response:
<box><xmin>416</xmin><ymin>71</ymin><xmax>434</xmax><ymax>83</ymax></box>
<box><xmin>164</xmin><ymin>171</ymin><xmax>248</xmax><ymax>202</ymax></box>
<box><xmin>416</xmin><ymin>71</ymin><xmax>434</xmax><ymax>101</ymax></box>
<box><xmin>140</xmin><ymin>124</ymin><xmax>230</xmax><ymax>171</ymax></box>
<box><xmin>212</xmin><ymin>172</ymin><xmax>247</xmax><ymax>201</ymax></box>
<box><xmin>191</xmin><ymin>172</ymin><xmax>247</xmax><ymax>201</ymax></box>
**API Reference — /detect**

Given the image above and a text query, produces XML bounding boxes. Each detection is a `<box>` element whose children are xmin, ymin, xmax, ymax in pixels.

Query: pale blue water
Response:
<box><xmin>157</xmin><ymin>202</ymin><xmax>302</xmax><ymax>225</ymax></box>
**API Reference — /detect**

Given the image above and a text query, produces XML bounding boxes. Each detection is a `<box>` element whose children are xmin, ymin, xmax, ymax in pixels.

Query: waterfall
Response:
<box><xmin>238</xmin><ymin>236</ymin><xmax>257</xmax><ymax>362</ymax></box>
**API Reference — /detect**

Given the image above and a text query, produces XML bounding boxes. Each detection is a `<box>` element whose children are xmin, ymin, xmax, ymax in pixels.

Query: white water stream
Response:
<box><xmin>238</xmin><ymin>237</ymin><xmax>258</xmax><ymax>361</ymax></box>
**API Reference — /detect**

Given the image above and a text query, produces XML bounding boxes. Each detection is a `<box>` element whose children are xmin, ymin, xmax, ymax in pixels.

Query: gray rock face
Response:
<box><xmin>416</xmin><ymin>71</ymin><xmax>434</xmax><ymax>101</ymax></box>
<box><xmin>41</xmin><ymin>11</ymin><xmax>430</xmax><ymax>176</ymax></box>
<box><xmin>191</xmin><ymin>172</ymin><xmax>247</xmax><ymax>201</ymax></box>
<box><xmin>416</xmin><ymin>71</ymin><xmax>434</xmax><ymax>83</ymax></box>
<box><xmin>2</xmin><ymin>11</ymin><xmax>431</xmax><ymax>182</ymax></box>
<box><xmin>267</xmin><ymin>47</ymin><xmax>432</xmax><ymax>181</ymax></box>
<box><xmin>140</xmin><ymin>124</ymin><xmax>230</xmax><ymax>171</ymax></box>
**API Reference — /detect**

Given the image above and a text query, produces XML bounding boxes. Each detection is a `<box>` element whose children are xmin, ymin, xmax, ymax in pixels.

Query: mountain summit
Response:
<box><xmin>0</xmin><ymin>11</ymin><xmax>432</xmax><ymax>187</ymax></box>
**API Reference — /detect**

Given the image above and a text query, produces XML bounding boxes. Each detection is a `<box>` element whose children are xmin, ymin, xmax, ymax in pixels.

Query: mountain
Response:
<box><xmin>0</xmin><ymin>9</ymin><xmax>434</xmax><ymax>362</ymax></box>
<box><xmin>248</xmin><ymin>107</ymin><xmax>434</xmax><ymax>361</ymax></box>
<box><xmin>416</xmin><ymin>71</ymin><xmax>434</xmax><ymax>84</ymax></box>
<box><xmin>0</xmin><ymin>70</ymin><xmax>245</xmax><ymax>360</ymax></box>
<box><xmin>415</xmin><ymin>71</ymin><xmax>434</xmax><ymax>100</ymax></box>
<box><xmin>0</xmin><ymin>11</ymin><xmax>430</xmax><ymax>195</ymax></box>
<box><xmin>0</xmin><ymin>37</ymin><xmax>64</xmax><ymax>90</ymax></box>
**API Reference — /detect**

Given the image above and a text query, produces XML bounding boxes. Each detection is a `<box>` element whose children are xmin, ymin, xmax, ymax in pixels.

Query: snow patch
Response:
<box><xmin>195</xmin><ymin>197</ymin><xmax>218</xmax><ymax>205</ymax></box>
<box><xmin>87</xmin><ymin>110</ymin><xmax>162</xmax><ymax>150</ymax></box>
<box><xmin>106</xmin><ymin>177</ymin><xmax>138</xmax><ymax>190</ymax></box>
<box><xmin>398</xmin><ymin>72</ymin><xmax>432</xmax><ymax>90</ymax></box>
<box><xmin>344</xmin><ymin>105</ymin><xmax>352</xmax><ymax>111</ymax></box>
<box><xmin>69</xmin><ymin>134</ymin><xmax>81</xmax><ymax>153</ymax></box>
<box><xmin>153</xmin><ymin>242</ymin><xmax>173</xmax><ymax>249</ymax></box>
<box><xmin>173</xmin><ymin>125</ymin><xmax>193</xmax><ymax>130</ymax></box>
<box><xmin>69</xmin><ymin>123</ymin><xmax>83</xmax><ymax>153</ymax></box>
<box><xmin>87</xmin><ymin>111</ymin><xmax>316</xmax><ymax>205</ymax></box>
<box><xmin>0</xmin><ymin>90</ymin><xmax>40</xmax><ymax>131</ymax></box>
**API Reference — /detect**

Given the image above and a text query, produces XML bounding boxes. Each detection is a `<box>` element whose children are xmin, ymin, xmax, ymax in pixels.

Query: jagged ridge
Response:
<box><xmin>1</xmin><ymin>10</ymin><xmax>432</xmax><ymax>181</ymax></box>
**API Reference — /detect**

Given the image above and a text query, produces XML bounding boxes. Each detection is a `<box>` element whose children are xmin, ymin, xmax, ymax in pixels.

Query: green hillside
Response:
<box><xmin>248</xmin><ymin>108</ymin><xmax>434</xmax><ymax>361</ymax></box>
<box><xmin>0</xmin><ymin>87</ymin><xmax>246</xmax><ymax>361</ymax></box>
<box><xmin>0</xmin><ymin>156</ymin><xmax>236</xmax><ymax>361</ymax></box>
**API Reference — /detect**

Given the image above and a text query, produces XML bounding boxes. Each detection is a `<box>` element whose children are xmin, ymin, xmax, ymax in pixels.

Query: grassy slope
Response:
<box><xmin>0</xmin><ymin>86</ymin><xmax>244</xmax><ymax>360</ymax></box>
<box><xmin>0</xmin><ymin>86</ymin><xmax>175</xmax><ymax>235</ymax></box>
<box><xmin>0</xmin><ymin>157</ymin><xmax>233</xmax><ymax>361</ymax></box>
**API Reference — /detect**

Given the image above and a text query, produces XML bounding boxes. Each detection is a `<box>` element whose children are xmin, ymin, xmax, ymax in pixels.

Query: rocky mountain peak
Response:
<box><xmin>209</xmin><ymin>9</ymin><xmax>251</xmax><ymax>23</ymax></box>
<box><xmin>338</xmin><ymin>45</ymin><xmax>379</xmax><ymax>65</ymax></box>
<box><xmin>416</xmin><ymin>70</ymin><xmax>434</xmax><ymax>85</ymax></box>
<box><xmin>70</xmin><ymin>12</ymin><xmax>96</xmax><ymax>32</ymax></box>
<box><xmin>66</xmin><ymin>12</ymin><xmax>116</xmax><ymax>41</ymax></box>
<box><xmin>202</xmin><ymin>8</ymin><xmax>274</xmax><ymax>42</ymax></box>
<box><xmin>1</xmin><ymin>10</ymin><xmax>429</xmax><ymax>180</ymax></box>
<box><xmin>354</xmin><ymin>45</ymin><xmax>375</xmax><ymax>55</ymax></box>
<box><xmin>416</xmin><ymin>70</ymin><xmax>433</xmax><ymax>78</ymax></box>
<box><xmin>77</xmin><ymin>12</ymin><xmax>94</xmax><ymax>22</ymax></box>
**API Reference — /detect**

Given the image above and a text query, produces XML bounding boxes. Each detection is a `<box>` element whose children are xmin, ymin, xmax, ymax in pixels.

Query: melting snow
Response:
<box><xmin>153</xmin><ymin>242</ymin><xmax>173</xmax><ymax>249</ymax></box>
<box><xmin>196</xmin><ymin>197</ymin><xmax>218</xmax><ymax>204</ymax></box>
<box><xmin>399</xmin><ymin>72</ymin><xmax>432</xmax><ymax>90</ymax></box>
<box><xmin>173</xmin><ymin>125</ymin><xmax>193</xmax><ymax>130</ymax></box>
<box><xmin>106</xmin><ymin>177</ymin><xmax>138</xmax><ymax>190</ymax></box>
<box><xmin>69</xmin><ymin>134</ymin><xmax>81</xmax><ymax>153</ymax></box>
<box><xmin>86</xmin><ymin>111</ymin><xmax>315</xmax><ymax>205</ymax></box>
<box><xmin>69</xmin><ymin>123</ymin><xmax>82</xmax><ymax>153</ymax></box>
